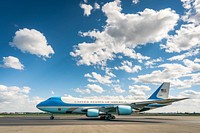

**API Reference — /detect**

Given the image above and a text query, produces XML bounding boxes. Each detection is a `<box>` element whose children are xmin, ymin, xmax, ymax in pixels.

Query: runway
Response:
<box><xmin>0</xmin><ymin>115</ymin><xmax>199</xmax><ymax>133</ymax></box>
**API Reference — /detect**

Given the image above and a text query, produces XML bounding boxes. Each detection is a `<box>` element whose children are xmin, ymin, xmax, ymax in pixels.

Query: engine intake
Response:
<box><xmin>86</xmin><ymin>109</ymin><xmax>99</xmax><ymax>117</ymax></box>
<box><xmin>117</xmin><ymin>105</ymin><xmax>132</xmax><ymax>115</ymax></box>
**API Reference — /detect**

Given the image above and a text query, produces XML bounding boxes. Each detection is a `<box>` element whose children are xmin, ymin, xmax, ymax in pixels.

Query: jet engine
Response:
<box><xmin>86</xmin><ymin>109</ymin><xmax>99</xmax><ymax>117</ymax></box>
<box><xmin>117</xmin><ymin>105</ymin><xmax>133</xmax><ymax>115</ymax></box>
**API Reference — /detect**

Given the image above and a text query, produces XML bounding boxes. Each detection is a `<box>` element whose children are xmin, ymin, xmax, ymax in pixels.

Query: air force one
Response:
<box><xmin>36</xmin><ymin>82</ymin><xmax>188</xmax><ymax>120</ymax></box>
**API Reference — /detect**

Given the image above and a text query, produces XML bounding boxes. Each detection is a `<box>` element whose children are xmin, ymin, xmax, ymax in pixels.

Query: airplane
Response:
<box><xmin>36</xmin><ymin>82</ymin><xmax>188</xmax><ymax>120</ymax></box>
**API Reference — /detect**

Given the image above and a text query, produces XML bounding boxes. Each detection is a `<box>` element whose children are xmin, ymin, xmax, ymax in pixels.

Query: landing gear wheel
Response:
<box><xmin>50</xmin><ymin>115</ymin><xmax>54</xmax><ymax>120</ymax></box>
<box><xmin>100</xmin><ymin>116</ymin><xmax>106</xmax><ymax>120</ymax></box>
<box><xmin>111</xmin><ymin>115</ymin><xmax>116</xmax><ymax>119</ymax></box>
<box><xmin>106</xmin><ymin>114</ymin><xmax>115</xmax><ymax>120</ymax></box>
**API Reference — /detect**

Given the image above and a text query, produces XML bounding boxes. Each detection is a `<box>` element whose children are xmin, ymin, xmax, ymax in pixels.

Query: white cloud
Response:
<box><xmin>87</xmin><ymin>84</ymin><xmax>105</xmax><ymax>93</ymax></box>
<box><xmin>0</xmin><ymin>85</ymin><xmax>43</xmax><ymax>112</ymax></box>
<box><xmin>181</xmin><ymin>0</ymin><xmax>200</xmax><ymax>25</ymax></box>
<box><xmin>194</xmin><ymin>58</ymin><xmax>200</xmax><ymax>62</ymax></box>
<box><xmin>83</xmin><ymin>95</ymin><xmax>136</xmax><ymax>100</ymax></box>
<box><xmin>21</xmin><ymin>86</ymin><xmax>31</xmax><ymax>94</ymax></box>
<box><xmin>162</xmin><ymin>0</ymin><xmax>200</xmax><ymax>53</ymax></box>
<box><xmin>183</xmin><ymin>59</ymin><xmax>200</xmax><ymax>72</ymax></box>
<box><xmin>132</xmin><ymin>0</ymin><xmax>139</xmax><ymax>4</ymax></box>
<box><xmin>132</xmin><ymin>60</ymin><xmax>200</xmax><ymax>89</ymax></box>
<box><xmin>128</xmin><ymin>89</ymin><xmax>147</xmax><ymax>100</ymax></box>
<box><xmin>71</xmin><ymin>1</ymin><xmax>179</xmax><ymax>66</ymax></box>
<box><xmin>113</xmin><ymin>87</ymin><xmax>125</xmax><ymax>93</ymax></box>
<box><xmin>128</xmin><ymin>84</ymin><xmax>151</xmax><ymax>100</ymax></box>
<box><xmin>105</xmin><ymin>68</ymin><xmax>116</xmax><ymax>78</ymax></box>
<box><xmin>181</xmin><ymin>0</ymin><xmax>193</xmax><ymax>9</ymax></box>
<box><xmin>115</xmin><ymin>61</ymin><xmax>142</xmax><ymax>73</ymax></box>
<box><xmin>180</xmin><ymin>89</ymin><xmax>200</xmax><ymax>98</ymax></box>
<box><xmin>10</xmin><ymin>28</ymin><xmax>54</xmax><ymax>59</ymax></box>
<box><xmin>74</xmin><ymin>88</ymin><xmax>91</xmax><ymax>94</ymax></box>
<box><xmin>129</xmin><ymin>85</ymin><xmax>151</xmax><ymax>91</ymax></box>
<box><xmin>168</xmin><ymin>49</ymin><xmax>199</xmax><ymax>61</ymax></box>
<box><xmin>103</xmin><ymin>5</ymin><xmax>178</xmax><ymax>47</ymax></box>
<box><xmin>1</xmin><ymin>56</ymin><xmax>24</xmax><ymax>70</ymax></box>
<box><xmin>94</xmin><ymin>2</ymin><xmax>100</xmax><ymax>10</ymax></box>
<box><xmin>84</xmin><ymin>72</ymin><xmax>112</xmax><ymax>84</ymax></box>
<box><xmin>129</xmin><ymin>89</ymin><xmax>145</xmax><ymax>97</ymax></box>
<box><xmin>162</xmin><ymin>24</ymin><xmax>200</xmax><ymax>53</ymax></box>
<box><xmin>144</xmin><ymin>57</ymin><xmax>163</xmax><ymax>68</ymax></box>
<box><xmin>80</xmin><ymin>4</ymin><xmax>93</xmax><ymax>16</ymax></box>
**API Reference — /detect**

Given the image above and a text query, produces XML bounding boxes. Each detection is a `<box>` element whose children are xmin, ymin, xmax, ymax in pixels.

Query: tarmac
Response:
<box><xmin>0</xmin><ymin>115</ymin><xmax>199</xmax><ymax>133</ymax></box>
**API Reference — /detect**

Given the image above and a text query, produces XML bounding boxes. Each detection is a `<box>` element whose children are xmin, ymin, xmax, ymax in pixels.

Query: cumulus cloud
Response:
<box><xmin>105</xmin><ymin>67</ymin><xmax>116</xmax><ymax>78</ymax></box>
<box><xmin>162</xmin><ymin>0</ymin><xmax>200</xmax><ymax>53</ymax></box>
<box><xmin>128</xmin><ymin>84</ymin><xmax>151</xmax><ymax>100</ymax></box>
<box><xmin>80</xmin><ymin>4</ymin><xmax>93</xmax><ymax>16</ymax></box>
<box><xmin>84</xmin><ymin>72</ymin><xmax>112</xmax><ymax>84</ymax></box>
<box><xmin>10</xmin><ymin>28</ymin><xmax>54</xmax><ymax>59</ymax></box>
<box><xmin>129</xmin><ymin>89</ymin><xmax>146</xmax><ymax>98</ymax></box>
<box><xmin>144</xmin><ymin>57</ymin><xmax>163</xmax><ymax>68</ymax></box>
<box><xmin>194</xmin><ymin>58</ymin><xmax>200</xmax><ymax>62</ymax></box>
<box><xmin>113</xmin><ymin>87</ymin><xmax>125</xmax><ymax>93</ymax></box>
<box><xmin>87</xmin><ymin>84</ymin><xmax>105</xmax><ymax>93</ymax></box>
<box><xmin>132</xmin><ymin>60</ymin><xmax>200</xmax><ymax>88</ymax></box>
<box><xmin>0</xmin><ymin>85</ymin><xmax>43</xmax><ymax>112</ymax></box>
<box><xmin>183</xmin><ymin>59</ymin><xmax>200</xmax><ymax>72</ymax></box>
<box><xmin>74</xmin><ymin>88</ymin><xmax>91</xmax><ymax>94</ymax></box>
<box><xmin>71</xmin><ymin>1</ymin><xmax>179</xmax><ymax>66</ymax></box>
<box><xmin>168</xmin><ymin>49</ymin><xmax>199</xmax><ymax>61</ymax></box>
<box><xmin>83</xmin><ymin>95</ymin><xmax>137</xmax><ymax>100</ymax></box>
<box><xmin>162</xmin><ymin>24</ymin><xmax>200</xmax><ymax>53</ymax></box>
<box><xmin>181</xmin><ymin>0</ymin><xmax>200</xmax><ymax>25</ymax></box>
<box><xmin>0</xmin><ymin>56</ymin><xmax>24</xmax><ymax>70</ymax></box>
<box><xmin>129</xmin><ymin>85</ymin><xmax>151</xmax><ymax>91</ymax></box>
<box><xmin>115</xmin><ymin>60</ymin><xmax>142</xmax><ymax>73</ymax></box>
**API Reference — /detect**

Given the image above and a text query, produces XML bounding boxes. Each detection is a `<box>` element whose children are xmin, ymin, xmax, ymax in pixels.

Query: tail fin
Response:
<box><xmin>148</xmin><ymin>82</ymin><xmax>170</xmax><ymax>99</ymax></box>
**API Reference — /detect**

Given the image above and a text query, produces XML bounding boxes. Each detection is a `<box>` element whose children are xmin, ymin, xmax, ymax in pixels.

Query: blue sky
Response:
<box><xmin>0</xmin><ymin>0</ymin><xmax>200</xmax><ymax>112</ymax></box>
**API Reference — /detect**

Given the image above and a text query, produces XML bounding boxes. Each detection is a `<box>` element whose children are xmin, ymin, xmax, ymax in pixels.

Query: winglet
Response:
<box><xmin>148</xmin><ymin>82</ymin><xmax>170</xmax><ymax>100</ymax></box>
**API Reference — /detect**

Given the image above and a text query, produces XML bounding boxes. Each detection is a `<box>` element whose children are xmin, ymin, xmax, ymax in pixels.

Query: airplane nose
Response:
<box><xmin>36</xmin><ymin>102</ymin><xmax>42</xmax><ymax>109</ymax></box>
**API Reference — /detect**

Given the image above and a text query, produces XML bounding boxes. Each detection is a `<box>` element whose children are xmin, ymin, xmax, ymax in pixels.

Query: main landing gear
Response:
<box><xmin>100</xmin><ymin>114</ymin><xmax>116</xmax><ymax>120</ymax></box>
<box><xmin>50</xmin><ymin>115</ymin><xmax>54</xmax><ymax>120</ymax></box>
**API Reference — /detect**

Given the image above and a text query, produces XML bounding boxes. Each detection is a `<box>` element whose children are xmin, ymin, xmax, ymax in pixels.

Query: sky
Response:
<box><xmin>0</xmin><ymin>0</ymin><xmax>200</xmax><ymax>113</ymax></box>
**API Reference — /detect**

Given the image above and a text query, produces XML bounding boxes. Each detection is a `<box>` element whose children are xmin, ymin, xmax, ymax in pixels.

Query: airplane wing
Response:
<box><xmin>79</xmin><ymin>98</ymin><xmax>188</xmax><ymax>114</ymax></box>
<box><xmin>131</xmin><ymin>98</ymin><xmax>189</xmax><ymax>111</ymax></box>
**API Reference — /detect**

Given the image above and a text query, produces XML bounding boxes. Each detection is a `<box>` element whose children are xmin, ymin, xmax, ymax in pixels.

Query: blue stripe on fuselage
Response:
<box><xmin>36</xmin><ymin>97</ymin><xmax>116</xmax><ymax>107</ymax></box>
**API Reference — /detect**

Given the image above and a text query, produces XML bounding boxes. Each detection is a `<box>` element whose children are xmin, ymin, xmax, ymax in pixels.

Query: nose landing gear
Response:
<box><xmin>50</xmin><ymin>115</ymin><xmax>54</xmax><ymax>120</ymax></box>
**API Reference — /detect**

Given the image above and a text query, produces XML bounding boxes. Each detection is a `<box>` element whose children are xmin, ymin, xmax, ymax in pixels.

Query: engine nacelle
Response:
<box><xmin>117</xmin><ymin>105</ymin><xmax>133</xmax><ymax>115</ymax></box>
<box><xmin>86</xmin><ymin>109</ymin><xmax>99</xmax><ymax>117</ymax></box>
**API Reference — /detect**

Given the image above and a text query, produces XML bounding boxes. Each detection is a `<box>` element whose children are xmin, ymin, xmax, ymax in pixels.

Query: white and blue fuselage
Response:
<box><xmin>36</xmin><ymin>97</ymin><xmax>141</xmax><ymax>114</ymax></box>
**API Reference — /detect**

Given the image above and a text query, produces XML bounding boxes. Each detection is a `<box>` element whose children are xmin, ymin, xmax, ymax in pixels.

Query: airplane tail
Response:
<box><xmin>148</xmin><ymin>82</ymin><xmax>170</xmax><ymax>100</ymax></box>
